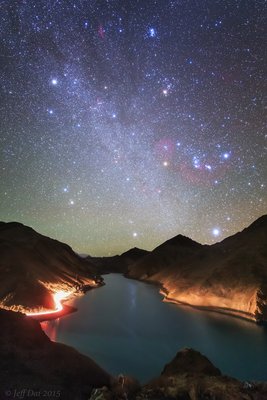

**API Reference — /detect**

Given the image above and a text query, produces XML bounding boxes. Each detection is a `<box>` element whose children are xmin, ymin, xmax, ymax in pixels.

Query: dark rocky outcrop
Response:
<box><xmin>161</xmin><ymin>348</ymin><xmax>221</xmax><ymax>377</ymax></box>
<box><xmin>139</xmin><ymin>348</ymin><xmax>267</xmax><ymax>400</ymax></box>
<box><xmin>0</xmin><ymin>222</ymin><xmax>102</xmax><ymax>312</ymax></box>
<box><xmin>0</xmin><ymin>309</ymin><xmax>111</xmax><ymax>400</ymax></box>
<box><xmin>88</xmin><ymin>348</ymin><xmax>267</xmax><ymax>400</ymax></box>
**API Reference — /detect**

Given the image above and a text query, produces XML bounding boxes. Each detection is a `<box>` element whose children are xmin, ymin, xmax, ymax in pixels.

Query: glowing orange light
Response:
<box><xmin>26</xmin><ymin>290</ymin><xmax>73</xmax><ymax>317</ymax></box>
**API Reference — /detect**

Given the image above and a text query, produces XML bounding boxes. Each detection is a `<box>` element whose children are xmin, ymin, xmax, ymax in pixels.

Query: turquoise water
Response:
<box><xmin>42</xmin><ymin>274</ymin><xmax>267</xmax><ymax>383</ymax></box>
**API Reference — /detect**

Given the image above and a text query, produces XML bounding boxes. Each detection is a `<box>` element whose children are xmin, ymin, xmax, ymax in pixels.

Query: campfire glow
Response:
<box><xmin>26</xmin><ymin>290</ymin><xmax>74</xmax><ymax>317</ymax></box>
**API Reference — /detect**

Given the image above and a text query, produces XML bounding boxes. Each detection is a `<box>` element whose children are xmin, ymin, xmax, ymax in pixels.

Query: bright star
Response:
<box><xmin>133</xmin><ymin>232</ymin><xmax>138</xmax><ymax>238</ymax></box>
<box><xmin>212</xmin><ymin>228</ymin><xmax>220</xmax><ymax>237</ymax></box>
<box><xmin>51</xmin><ymin>78</ymin><xmax>58</xmax><ymax>85</ymax></box>
<box><xmin>148</xmin><ymin>27</ymin><xmax>156</xmax><ymax>37</ymax></box>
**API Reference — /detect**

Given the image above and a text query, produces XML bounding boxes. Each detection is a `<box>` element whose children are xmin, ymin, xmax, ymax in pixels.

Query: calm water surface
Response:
<box><xmin>42</xmin><ymin>274</ymin><xmax>267</xmax><ymax>383</ymax></box>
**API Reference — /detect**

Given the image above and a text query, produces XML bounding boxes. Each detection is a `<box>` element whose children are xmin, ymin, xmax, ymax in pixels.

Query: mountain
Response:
<box><xmin>127</xmin><ymin>215</ymin><xmax>267</xmax><ymax>323</ymax></box>
<box><xmin>88</xmin><ymin>247</ymin><xmax>150</xmax><ymax>274</ymax></box>
<box><xmin>0</xmin><ymin>222</ymin><xmax>101</xmax><ymax>313</ymax></box>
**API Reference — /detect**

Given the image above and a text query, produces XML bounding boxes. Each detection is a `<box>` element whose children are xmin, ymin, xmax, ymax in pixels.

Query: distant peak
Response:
<box><xmin>121</xmin><ymin>247</ymin><xmax>149</xmax><ymax>258</ymax></box>
<box><xmin>159</xmin><ymin>234</ymin><xmax>202</xmax><ymax>249</ymax></box>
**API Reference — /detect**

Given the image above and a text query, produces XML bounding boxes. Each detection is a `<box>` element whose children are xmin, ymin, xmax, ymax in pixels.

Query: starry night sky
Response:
<box><xmin>0</xmin><ymin>0</ymin><xmax>266</xmax><ymax>255</ymax></box>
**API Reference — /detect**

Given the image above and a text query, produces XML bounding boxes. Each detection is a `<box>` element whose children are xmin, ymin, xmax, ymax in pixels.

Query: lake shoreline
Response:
<box><xmin>124</xmin><ymin>273</ymin><xmax>258</xmax><ymax>324</ymax></box>
<box><xmin>31</xmin><ymin>273</ymin><xmax>260</xmax><ymax>325</ymax></box>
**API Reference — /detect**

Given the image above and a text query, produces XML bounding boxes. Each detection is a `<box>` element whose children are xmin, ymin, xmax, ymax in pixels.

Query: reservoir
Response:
<box><xmin>42</xmin><ymin>274</ymin><xmax>267</xmax><ymax>383</ymax></box>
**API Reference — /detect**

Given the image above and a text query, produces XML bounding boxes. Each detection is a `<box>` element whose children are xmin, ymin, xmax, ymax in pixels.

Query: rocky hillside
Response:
<box><xmin>0</xmin><ymin>222</ymin><xmax>101</xmax><ymax>313</ymax></box>
<box><xmin>127</xmin><ymin>215</ymin><xmax>267</xmax><ymax>323</ymax></box>
<box><xmin>0</xmin><ymin>309</ymin><xmax>111</xmax><ymax>400</ymax></box>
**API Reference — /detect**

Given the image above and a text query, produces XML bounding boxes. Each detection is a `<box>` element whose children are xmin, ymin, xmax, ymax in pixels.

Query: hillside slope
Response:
<box><xmin>0</xmin><ymin>309</ymin><xmax>111</xmax><ymax>400</ymax></box>
<box><xmin>127</xmin><ymin>215</ymin><xmax>267</xmax><ymax>323</ymax></box>
<box><xmin>0</xmin><ymin>222</ymin><xmax>101</xmax><ymax>313</ymax></box>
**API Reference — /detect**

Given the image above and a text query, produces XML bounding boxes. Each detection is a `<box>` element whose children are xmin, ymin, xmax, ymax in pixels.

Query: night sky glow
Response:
<box><xmin>0</xmin><ymin>1</ymin><xmax>266</xmax><ymax>255</ymax></box>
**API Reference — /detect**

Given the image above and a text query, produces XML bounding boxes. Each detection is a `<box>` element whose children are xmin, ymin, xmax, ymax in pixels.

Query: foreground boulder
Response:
<box><xmin>89</xmin><ymin>349</ymin><xmax>267</xmax><ymax>400</ymax></box>
<box><xmin>141</xmin><ymin>348</ymin><xmax>254</xmax><ymax>400</ymax></box>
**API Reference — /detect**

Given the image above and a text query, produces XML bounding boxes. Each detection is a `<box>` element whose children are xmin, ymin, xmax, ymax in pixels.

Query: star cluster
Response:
<box><xmin>0</xmin><ymin>0</ymin><xmax>266</xmax><ymax>255</ymax></box>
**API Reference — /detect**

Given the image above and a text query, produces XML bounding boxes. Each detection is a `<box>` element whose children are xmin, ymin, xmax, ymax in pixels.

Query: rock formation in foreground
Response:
<box><xmin>0</xmin><ymin>222</ymin><xmax>102</xmax><ymax>313</ymax></box>
<box><xmin>126</xmin><ymin>215</ymin><xmax>267</xmax><ymax>323</ymax></box>
<box><xmin>89</xmin><ymin>348</ymin><xmax>267</xmax><ymax>400</ymax></box>
<box><xmin>0</xmin><ymin>309</ymin><xmax>111</xmax><ymax>400</ymax></box>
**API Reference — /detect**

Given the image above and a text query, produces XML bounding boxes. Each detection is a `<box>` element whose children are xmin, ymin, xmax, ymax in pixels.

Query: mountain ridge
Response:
<box><xmin>126</xmin><ymin>215</ymin><xmax>267</xmax><ymax>323</ymax></box>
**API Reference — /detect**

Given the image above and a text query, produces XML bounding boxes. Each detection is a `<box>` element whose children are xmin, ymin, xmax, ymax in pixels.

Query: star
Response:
<box><xmin>0</xmin><ymin>0</ymin><xmax>265</xmax><ymax>257</ymax></box>
<box><xmin>212</xmin><ymin>228</ymin><xmax>220</xmax><ymax>237</ymax></box>
<box><xmin>148</xmin><ymin>27</ymin><xmax>156</xmax><ymax>37</ymax></box>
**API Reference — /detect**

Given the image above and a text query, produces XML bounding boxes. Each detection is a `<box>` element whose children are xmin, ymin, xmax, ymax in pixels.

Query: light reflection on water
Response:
<box><xmin>42</xmin><ymin>274</ymin><xmax>267</xmax><ymax>383</ymax></box>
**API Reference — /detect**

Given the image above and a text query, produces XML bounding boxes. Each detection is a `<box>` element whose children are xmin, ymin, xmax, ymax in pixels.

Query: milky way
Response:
<box><xmin>0</xmin><ymin>0</ymin><xmax>266</xmax><ymax>255</ymax></box>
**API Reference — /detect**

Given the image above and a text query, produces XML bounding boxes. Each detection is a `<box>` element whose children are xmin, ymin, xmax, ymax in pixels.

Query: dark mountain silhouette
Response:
<box><xmin>88</xmin><ymin>247</ymin><xmax>149</xmax><ymax>274</ymax></box>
